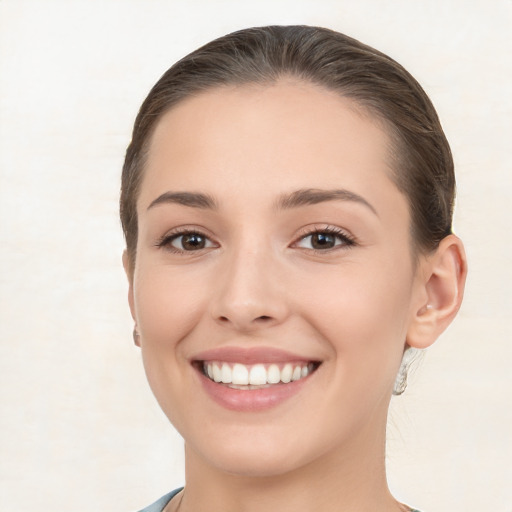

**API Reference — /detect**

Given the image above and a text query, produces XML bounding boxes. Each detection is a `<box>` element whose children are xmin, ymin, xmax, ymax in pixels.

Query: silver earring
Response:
<box><xmin>392</xmin><ymin>362</ymin><xmax>408</xmax><ymax>396</ymax></box>
<box><xmin>392</xmin><ymin>347</ymin><xmax>420</xmax><ymax>396</ymax></box>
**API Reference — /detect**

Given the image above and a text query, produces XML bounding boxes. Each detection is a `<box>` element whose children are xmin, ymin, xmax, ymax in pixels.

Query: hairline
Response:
<box><xmin>125</xmin><ymin>76</ymin><xmax>429</xmax><ymax>274</ymax></box>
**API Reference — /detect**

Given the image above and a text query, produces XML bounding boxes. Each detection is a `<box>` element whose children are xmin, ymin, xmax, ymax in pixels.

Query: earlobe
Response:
<box><xmin>132</xmin><ymin>327</ymin><xmax>141</xmax><ymax>347</ymax></box>
<box><xmin>122</xmin><ymin>250</ymin><xmax>136</xmax><ymax>322</ymax></box>
<box><xmin>407</xmin><ymin>234</ymin><xmax>467</xmax><ymax>349</ymax></box>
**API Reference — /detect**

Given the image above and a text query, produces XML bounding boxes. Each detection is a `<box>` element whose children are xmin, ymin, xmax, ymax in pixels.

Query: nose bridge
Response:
<box><xmin>212</xmin><ymin>235</ymin><xmax>287</xmax><ymax>330</ymax></box>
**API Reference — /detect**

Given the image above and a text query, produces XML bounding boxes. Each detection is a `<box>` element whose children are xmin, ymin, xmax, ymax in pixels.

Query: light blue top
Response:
<box><xmin>137</xmin><ymin>488</ymin><xmax>422</xmax><ymax>512</ymax></box>
<box><xmin>137</xmin><ymin>488</ymin><xmax>182</xmax><ymax>512</ymax></box>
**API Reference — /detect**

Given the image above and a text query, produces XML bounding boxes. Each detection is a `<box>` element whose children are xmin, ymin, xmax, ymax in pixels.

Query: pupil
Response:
<box><xmin>182</xmin><ymin>234</ymin><xmax>205</xmax><ymax>250</ymax></box>
<box><xmin>312</xmin><ymin>233</ymin><xmax>335</xmax><ymax>249</ymax></box>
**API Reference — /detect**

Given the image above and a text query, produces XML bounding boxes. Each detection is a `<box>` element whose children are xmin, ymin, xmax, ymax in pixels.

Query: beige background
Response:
<box><xmin>0</xmin><ymin>1</ymin><xmax>511</xmax><ymax>511</ymax></box>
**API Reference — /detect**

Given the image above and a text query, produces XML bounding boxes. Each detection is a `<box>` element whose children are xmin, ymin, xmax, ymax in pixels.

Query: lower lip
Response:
<box><xmin>197</xmin><ymin>369</ymin><xmax>311</xmax><ymax>412</ymax></box>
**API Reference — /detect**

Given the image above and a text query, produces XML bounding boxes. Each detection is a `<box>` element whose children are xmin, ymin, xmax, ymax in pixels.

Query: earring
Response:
<box><xmin>392</xmin><ymin>362</ymin><xmax>408</xmax><ymax>396</ymax></box>
<box><xmin>419</xmin><ymin>303</ymin><xmax>433</xmax><ymax>315</ymax></box>
<box><xmin>133</xmin><ymin>328</ymin><xmax>140</xmax><ymax>346</ymax></box>
<box><xmin>392</xmin><ymin>347</ymin><xmax>421</xmax><ymax>396</ymax></box>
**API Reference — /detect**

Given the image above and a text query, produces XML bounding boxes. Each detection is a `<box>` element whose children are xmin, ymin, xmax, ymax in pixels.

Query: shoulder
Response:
<box><xmin>135</xmin><ymin>491</ymin><xmax>422</xmax><ymax>512</ymax></box>
<box><xmin>136</xmin><ymin>488</ymin><xmax>183</xmax><ymax>512</ymax></box>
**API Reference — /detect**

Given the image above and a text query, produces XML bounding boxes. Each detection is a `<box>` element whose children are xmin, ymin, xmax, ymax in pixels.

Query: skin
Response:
<box><xmin>124</xmin><ymin>80</ymin><xmax>466</xmax><ymax>512</ymax></box>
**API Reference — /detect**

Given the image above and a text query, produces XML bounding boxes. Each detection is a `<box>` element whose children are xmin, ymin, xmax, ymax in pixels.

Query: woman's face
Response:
<box><xmin>128</xmin><ymin>81</ymin><xmax>426</xmax><ymax>476</ymax></box>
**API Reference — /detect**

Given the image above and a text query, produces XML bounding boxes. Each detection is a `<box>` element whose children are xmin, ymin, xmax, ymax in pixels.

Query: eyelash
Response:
<box><xmin>155</xmin><ymin>225</ymin><xmax>356</xmax><ymax>254</ymax></box>
<box><xmin>292</xmin><ymin>225</ymin><xmax>356</xmax><ymax>252</ymax></box>
<box><xmin>155</xmin><ymin>228</ymin><xmax>217</xmax><ymax>253</ymax></box>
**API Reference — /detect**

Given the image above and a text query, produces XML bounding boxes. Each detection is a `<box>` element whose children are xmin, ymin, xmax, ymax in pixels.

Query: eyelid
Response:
<box><xmin>155</xmin><ymin>225</ymin><xmax>219</xmax><ymax>252</ymax></box>
<box><xmin>153</xmin><ymin>224</ymin><xmax>355</xmax><ymax>254</ymax></box>
<box><xmin>290</xmin><ymin>224</ymin><xmax>357</xmax><ymax>251</ymax></box>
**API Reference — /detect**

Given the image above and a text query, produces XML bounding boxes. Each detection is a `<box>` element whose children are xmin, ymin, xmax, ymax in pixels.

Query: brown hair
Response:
<box><xmin>121</xmin><ymin>25</ymin><xmax>454</xmax><ymax>267</ymax></box>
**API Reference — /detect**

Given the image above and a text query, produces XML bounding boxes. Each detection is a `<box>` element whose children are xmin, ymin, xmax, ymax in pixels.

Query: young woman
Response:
<box><xmin>120</xmin><ymin>26</ymin><xmax>467</xmax><ymax>512</ymax></box>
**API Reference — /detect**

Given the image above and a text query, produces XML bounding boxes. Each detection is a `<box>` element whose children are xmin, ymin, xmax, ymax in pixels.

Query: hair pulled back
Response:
<box><xmin>121</xmin><ymin>25</ymin><xmax>454</xmax><ymax>266</ymax></box>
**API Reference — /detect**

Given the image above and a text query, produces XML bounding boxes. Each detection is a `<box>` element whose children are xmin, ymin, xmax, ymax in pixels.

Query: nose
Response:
<box><xmin>210</xmin><ymin>245</ymin><xmax>289</xmax><ymax>332</ymax></box>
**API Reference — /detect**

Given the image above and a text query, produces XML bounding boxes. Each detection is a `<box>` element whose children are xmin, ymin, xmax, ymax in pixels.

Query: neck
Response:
<box><xmin>177</xmin><ymin>414</ymin><xmax>404</xmax><ymax>512</ymax></box>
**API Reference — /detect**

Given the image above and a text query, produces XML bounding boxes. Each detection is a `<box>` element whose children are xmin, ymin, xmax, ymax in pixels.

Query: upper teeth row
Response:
<box><xmin>204</xmin><ymin>362</ymin><xmax>312</xmax><ymax>386</ymax></box>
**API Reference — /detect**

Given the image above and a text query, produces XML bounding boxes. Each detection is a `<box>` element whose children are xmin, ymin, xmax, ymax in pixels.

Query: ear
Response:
<box><xmin>123</xmin><ymin>250</ymin><xmax>140</xmax><ymax>347</ymax></box>
<box><xmin>407</xmin><ymin>234</ymin><xmax>467</xmax><ymax>349</ymax></box>
<box><xmin>122</xmin><ymin>249</ymin><xmax>136</xmax><ymax>322</ymax></box>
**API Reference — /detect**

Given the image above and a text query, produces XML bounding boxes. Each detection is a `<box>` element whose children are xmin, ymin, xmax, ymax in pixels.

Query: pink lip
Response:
<box><xmin>192</xmin><ymin>346</ymin><xmax>315</xmax><ymax>365</ymax></box>
<box><xmin>191</xmin><ymin>346</ymin><xmax>320</xmax><ymax>412</ymax></box>
<box><xmin>197</xmin><ymin>371</ymin><xmax>312</xmax><ymax>412</ymax></box>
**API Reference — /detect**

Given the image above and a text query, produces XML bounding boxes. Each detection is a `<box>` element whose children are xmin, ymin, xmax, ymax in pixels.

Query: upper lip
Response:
<box><xmin>191</xmin><ymin>346</ymin><xmax>319</xmax><ymax>365</ymax></box>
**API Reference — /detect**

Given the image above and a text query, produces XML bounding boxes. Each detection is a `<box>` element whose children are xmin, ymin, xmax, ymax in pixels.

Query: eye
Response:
<box><xmin>294</xmin><ymin>228</ymin><xmax>355</xmax><ymax>251</ymax></box>
<box><xmin>157</xmin><ymin>231</ymin><xmax>217</xmax><ymax>252</ymax></box>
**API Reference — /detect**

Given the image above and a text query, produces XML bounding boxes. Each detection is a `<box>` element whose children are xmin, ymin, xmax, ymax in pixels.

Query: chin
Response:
<box><xmin>183</xmin><ymin>419</ymin><xmax>331</xmax><ymax>480</ymax></box>
<box><xmin>203</xmin><ymin>446</ymin><xmax>310</xmax><ymax>479</ymax></box>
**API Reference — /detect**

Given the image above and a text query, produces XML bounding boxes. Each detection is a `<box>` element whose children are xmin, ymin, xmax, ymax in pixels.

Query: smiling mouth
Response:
<box><xmin>198</xmin><ymin>361</ymin><xmax>320</xmax><ymax>389</ymax></box>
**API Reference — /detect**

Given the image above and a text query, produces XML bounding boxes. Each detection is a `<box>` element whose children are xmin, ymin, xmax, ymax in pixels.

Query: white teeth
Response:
<box><xmin>281</xmin><ymin>363</ymin><xmax>293</xmax><ymax>383</ymax></box>
<box><xmin>249</xmin><ymin>364</ymin><xmax>267</xmax><ymax>385</ymax></box>
<box><xmin>204</xmin><ymin>361</ymin><xmax>315</xmax><ymax>386</ymax></box>
<box><xmin>292</xmin><ymin>366</ymin><xmax>302</xmax><ymax>381</ymax></box>
<box><xmin>267</xmin><ymin>364</ymin><xmax>281</xmax><ymax>384</ymax></box>
<box><xmin>221</xmin><ymin>363</ymin><xmax>232</xmax><ymax>384</ymax></box>
<box><xmin>232</xmin><ymin>363</ymin><xmax>249</xmax><ymax>385</ymax></box>
<box><xmin>212</xmin><ymin>363</ymin><xmax>222</xmax><ymax>383</ymax></box>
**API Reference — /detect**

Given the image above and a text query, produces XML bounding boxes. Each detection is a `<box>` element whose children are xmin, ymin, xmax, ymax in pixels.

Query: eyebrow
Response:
<box><xmin>146</xmin><ymin>188</ymin><xmax>377</xmax><ymax>216</ymax></box>
<box><xmin>147</xmin><ymin>191</ymin><xmax>218</xmax><ymax>211</ymax></box>
<box><xmin>275</xmin><ymin>188</ymin><xmax>378</xmax><ymax>216</ymax></box>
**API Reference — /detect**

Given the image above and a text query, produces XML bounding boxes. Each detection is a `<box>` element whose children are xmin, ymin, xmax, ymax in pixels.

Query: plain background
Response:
<box><xmin>0</xmin><ymin>1</ymin><xmax>511</xmax><ymax>511</ymax></box>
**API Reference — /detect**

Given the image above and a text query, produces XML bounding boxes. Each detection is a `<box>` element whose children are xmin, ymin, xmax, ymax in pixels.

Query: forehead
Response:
<box><xmin>141</xmin><ymin>80</ymin><xmax>402</xmax><ymax>213</ymax></box>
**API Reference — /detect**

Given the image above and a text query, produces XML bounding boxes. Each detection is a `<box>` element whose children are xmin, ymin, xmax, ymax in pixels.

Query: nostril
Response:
<box><xmin>218</xmin><ymin>314</ymin><xmax>272</xmax><ymax>324</ymax></box>
<box><xmin>214</xmin><ymin>312</ymin><xmax>279</xmax><ymax>329</ymax></box>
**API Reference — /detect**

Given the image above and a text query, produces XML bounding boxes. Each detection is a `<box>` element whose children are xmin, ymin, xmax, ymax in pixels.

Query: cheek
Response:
<box><xmin>132</xmin><ymin>267</ymin><xmax>208</xmax><ymax>406</ymax></box>
<box><xmin>134</xmin><ymin>265</ymin><xmax>207</xmax><ymax>343</ymax></box>
<box><xmin>301</xmin><ymin>260</ymin><xmax>414</xmax><ymax>385</ymax></box>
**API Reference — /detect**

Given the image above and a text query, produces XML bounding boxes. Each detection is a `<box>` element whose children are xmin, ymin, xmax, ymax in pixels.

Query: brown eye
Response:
<box><xmin>295</xmin><ymin>230</ymin><xmax>354</xmax><ymax>251</ymax></box>
<box><xmin>170</xmin><ymin>233</ymin><xmax>212</xmax><ymax>251</ymax></box>
<box><xmin>310</xmin><ymin>233</ymin><xmax>337</xmax><ymax>249</ymax></box>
